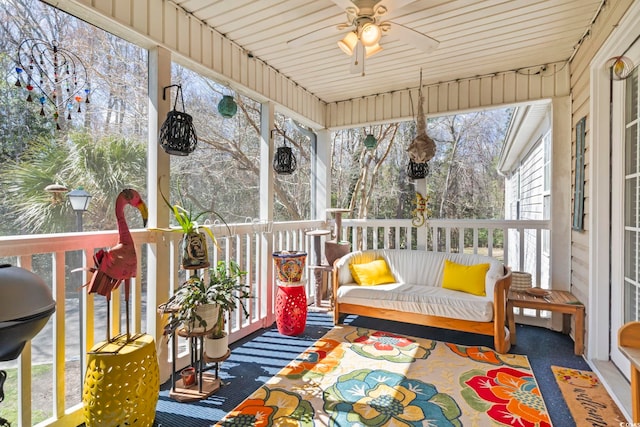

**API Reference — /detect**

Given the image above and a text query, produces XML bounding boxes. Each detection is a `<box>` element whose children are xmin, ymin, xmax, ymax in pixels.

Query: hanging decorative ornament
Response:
<box><xmin>158</xmin><ymin>84</ymin><xmax>198</xmax><ymax>156</ymax></box>
<box><xmin>411</xmin><ymin>192</ymin><xmax>431</xmax><ymax>227</ymax></box>
<box><xmin>363</xmin><ymin>133</ymin><xmax>378</xmax><ymax>149</ymax></box>
<box><xmin>217</xmin><ymin>95</ymin><xmax>237</xmax><ymax>118</ymax></box>
<box><xmin>406</xmin><ymin>68</ymin><xmax>435</xmax><ymax>179</ymax></box>
<box><xmin>406</xmin><ymin>159</ymin><xmax>429</xmax><ymax>180</ymax></box>
<box><xmin>14</xmin><ymin>38</ymin><xmax>89</xmax><ymax>128</ymax></box>
<box><xmin>273</xmin><ymin>130</ymin><xmax>297</xmax><ymax>175</ymax></box>
<box><xmin>407</xmin><ymin>69</ymin><xmax>436</xmax><ymax>164</ymax></box>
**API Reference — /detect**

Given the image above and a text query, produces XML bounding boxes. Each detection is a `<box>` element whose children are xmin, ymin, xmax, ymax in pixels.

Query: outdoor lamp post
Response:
<box><xmin>66</xmin><ymin>188</ymin><xmax>92</xmax><ymax>388</ymax></box>
<box><xmin>67</xmin><ymin>188</ymin><xmax>92</xmax><ymax>232</ymax></box>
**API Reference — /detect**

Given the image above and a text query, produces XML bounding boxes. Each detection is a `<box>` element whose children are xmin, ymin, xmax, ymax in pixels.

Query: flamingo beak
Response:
<box><xmin>137</xmin><ymin>201</ymin><xmax>148</xmax><ymax>227</ymax></box>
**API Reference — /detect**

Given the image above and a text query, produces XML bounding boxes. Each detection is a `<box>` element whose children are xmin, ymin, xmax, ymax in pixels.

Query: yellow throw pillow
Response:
<box><xmin>349</xmin><ymin>259</ymin><xmax>396</xmax><ymax>286</ymax></box>
<box><xmin>441</xmin><ymin>260</ymin><xmax>489</xmax><ymax>296</ymax></box>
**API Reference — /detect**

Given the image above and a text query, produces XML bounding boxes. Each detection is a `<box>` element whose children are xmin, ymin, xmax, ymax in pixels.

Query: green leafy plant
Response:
<box><xmin>159</xmin><ymin>185</ymin><xmax>227</xmax><ymax>243</ymax></box>
<box><xmin>160</xmin><ymin>276</ymin><xmax>216</xmax><ymax>335</ymax></box>
<box><xmin>207</xmin><ymin>260</ymin><xmax>252</xmax><ymax>339</ymax></box>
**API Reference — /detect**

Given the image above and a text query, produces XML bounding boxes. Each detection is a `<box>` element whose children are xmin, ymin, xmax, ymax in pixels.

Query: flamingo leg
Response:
<box><xmin>124</xmin><ymin>279</ymin><xmax>130</xmax><ymax>342</ymax></box>
<box><xmin>106</xmin><ymin>293</ymin><xmax>111</xmax><ymax>342</ymax></box>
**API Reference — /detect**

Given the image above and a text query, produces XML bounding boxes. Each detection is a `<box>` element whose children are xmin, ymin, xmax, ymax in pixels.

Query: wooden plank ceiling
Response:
<box><xmin>171</xmin><ymin>0</ymin><xmax>602</xmax><ymax>104</ymax></box>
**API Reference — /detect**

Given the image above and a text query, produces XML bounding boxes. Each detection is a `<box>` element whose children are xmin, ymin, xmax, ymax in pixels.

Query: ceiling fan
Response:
<box><xmin>287</xmin><ymin>0</ymin><xmax>440</xmax><ymax>75</ymax></box>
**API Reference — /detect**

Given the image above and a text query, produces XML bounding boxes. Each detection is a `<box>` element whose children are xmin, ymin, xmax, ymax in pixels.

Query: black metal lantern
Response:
<box><xmin>273</xmin><ymin>131</ymin><xmax>297</xmax><ymax>175</ymax></box>
<box><xmin>407</xmin><ymin>159</ymin><xmax>430</xmax><ymax>179</ymax></box>
<box><xmin>159</xmin><ymin>85</ymin><xmax>198</xmax><ymax>156</ymax></box>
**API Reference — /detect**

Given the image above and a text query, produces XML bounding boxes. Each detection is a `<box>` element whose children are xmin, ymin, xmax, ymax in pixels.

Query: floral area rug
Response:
<box><xmin>551</xmin><ymin>366</ymin><xmax>626</xmax><ymax>425</ymax></box>
<box><xmin>215</xmin><ymin>325</ymin><xmax>552</xmax><ymax>426</ymax></box>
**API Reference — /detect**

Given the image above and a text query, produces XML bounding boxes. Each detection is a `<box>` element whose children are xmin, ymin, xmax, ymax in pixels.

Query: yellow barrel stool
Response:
<box><xmin>83</xmin><ymin>334</ymin><xmax>159</xmax><ymax>426</ymax></box>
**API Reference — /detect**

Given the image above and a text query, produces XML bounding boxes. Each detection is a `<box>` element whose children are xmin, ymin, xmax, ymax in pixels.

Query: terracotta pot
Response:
<box><xmin>272</xmin><ymin>251</ymin><xmax>307</xmax><ymax>283</ymax></box>
<box><xmin>181</xmin><ymin>231</ymin><xmax>210</xmax><ymax>269</ymax></box>
<box><xmin>180</xmin><ymin>366</ymin><xmax>196</xmax><ymax>386</ymax></box>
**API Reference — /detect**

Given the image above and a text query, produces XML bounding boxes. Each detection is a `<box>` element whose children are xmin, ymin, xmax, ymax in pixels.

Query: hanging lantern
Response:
<box><xmin>407</xmin><ymin>159</ymin><xmax>429</xmax><ymax>179</ymax></box>
<box><xmin>159</xmin><ymin>84</ymin><xmax>198</xmax><ymax>156</ymax></box>
<box><xmin>363</xmin><ymin>133</ymin><xmax>377</xmax><ymax>149</ymax></box>
<box><xmin>273</xmin><ymin>131</ymin><xmax>297</xmax><ymax>175</ymax></box>
<box><xmin>217</xmin><ymin>95</ymin><xmax>237</xmax><ymax>118</ymax></box>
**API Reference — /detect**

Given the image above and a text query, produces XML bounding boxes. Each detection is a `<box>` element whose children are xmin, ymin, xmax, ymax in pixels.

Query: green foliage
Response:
<box><xmin>0</xmin><ymin>131</ymin><xmax>146</xmax><ymax>235</ymax></box>
<box><xmin>207</xmin><ymin>260</ymin><xmax>251</xmax><ymax>338</ymax></box>
<box><xmin>159</xmin><ymin>184</ymin><xmax>227</xmax><ymax>244</ymax></box>
<box><xmin>159</xmin><ymin>260</ymin><xmax>250</xmax><ymax>338</ymax></box>
<box><xmin>160</xmin><ymin>276</ymin><xmax>213</xmax><ymax>334</ymax></box>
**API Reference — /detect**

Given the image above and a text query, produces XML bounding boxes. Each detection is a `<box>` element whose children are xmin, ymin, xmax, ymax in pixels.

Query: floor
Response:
<box><xmin>153</xmin><ymin>312</ymin><xmax>592</xmax><ymax>426</ymax></box>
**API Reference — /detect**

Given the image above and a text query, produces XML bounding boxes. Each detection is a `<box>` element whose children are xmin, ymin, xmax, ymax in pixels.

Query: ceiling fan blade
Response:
<box><xmin>386</xmin><ymin>21</ymin><xmax>439</xmax><ymax>53</ymax></box>
<box><xmin>287</xmin><ymin>23</ymin><xmax>346</xmax><ymax>48</ymax></box>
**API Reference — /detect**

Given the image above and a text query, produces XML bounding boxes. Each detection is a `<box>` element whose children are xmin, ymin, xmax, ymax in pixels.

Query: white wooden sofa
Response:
<box><xmin>332</xmin><ymin>249</ymin><xmax>512</xmax><ymax>353</ymax></box>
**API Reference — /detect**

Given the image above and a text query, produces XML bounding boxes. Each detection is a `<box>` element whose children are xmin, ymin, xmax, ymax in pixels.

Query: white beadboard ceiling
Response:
<box><xmin>171</xmin><ymin>0</ymin><xmax>603</xmax><ymax>104</ymax></box>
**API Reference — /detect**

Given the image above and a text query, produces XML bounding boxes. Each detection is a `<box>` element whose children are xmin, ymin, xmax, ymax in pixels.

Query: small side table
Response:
<box><xmin>83</xmin><ymin>334</ymin><xmax>159</xmax><ymax>426</ymax></box>
<box><xmin>507</xmin><ymin>289</ymin><xmax>585</xmax><ymax>355</ymax></box>
<box><xmin>275</xmin><ymin>281</ymin><xmax>307</xmax><ymax>336</ymax></box>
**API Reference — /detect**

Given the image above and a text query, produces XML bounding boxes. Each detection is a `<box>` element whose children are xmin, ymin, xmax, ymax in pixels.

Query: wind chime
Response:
<box><xmin>14</xmin><ymin>38</ymin><xmax>90</xmax><ymax>130</ymax></box>
<box><xmin>406</xmin><ymin>69</ymin><xmax>436</xmax><ymax>179</ymax></box>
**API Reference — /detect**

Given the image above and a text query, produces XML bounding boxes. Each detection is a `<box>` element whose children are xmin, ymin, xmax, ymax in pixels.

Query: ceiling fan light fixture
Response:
<box><xmin>360</xmin><ymin>22</ymin><xmax>382</xmax><ymax>47</ymax></box>
<box><xmin>365</xmin><ymin>43</ymin><xmax>383</xmax><ymax>58</ymax></box>
<box><xmin>338</xmin><ymin>31</ymin><xmax>358</xmax><ymax>56</ymax></box>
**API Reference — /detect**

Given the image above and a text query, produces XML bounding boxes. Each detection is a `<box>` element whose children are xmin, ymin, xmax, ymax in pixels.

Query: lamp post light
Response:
<box><xmin>66</xmin><ymin>188</ymin><xmax>92</xmax><ymax>387</ymax></box>
<box><xmin>67</xmin><ymin>188</ymin><xmax>92</xmax><ymax>232</ymax></box>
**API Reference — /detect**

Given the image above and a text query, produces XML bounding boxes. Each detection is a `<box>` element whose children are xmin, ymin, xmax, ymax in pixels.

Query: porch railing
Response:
<box><xmin>0</xmin><ymin>218</ymin><xmax>548</xmax><ymax>427</ymax></box>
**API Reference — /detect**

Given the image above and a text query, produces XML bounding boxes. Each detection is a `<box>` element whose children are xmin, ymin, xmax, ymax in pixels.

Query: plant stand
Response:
<box><xmin>82</xmin><ymin>334</ymin><xmax>159</xmax><ymax>426</ymax></box>
<box><xmin>325</xmin><ymin>208</ymin><xmax>351</xmax><ymax>266</ymax></box>
<box><xmin>168</xmin><ymin>328</ymin><xmax>221</xmax><ymax>402</ymax></box>
<box><xmin>306</xmin><ymin>229</ymin><xmax>332</xmax><ymax>311</ymax></box>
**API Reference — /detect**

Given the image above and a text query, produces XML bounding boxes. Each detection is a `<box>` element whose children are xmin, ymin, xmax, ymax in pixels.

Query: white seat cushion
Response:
<box><xmin>336</xmin><ymin>282</ymin><xmax>494</xmax><ymax>322</ymax></box>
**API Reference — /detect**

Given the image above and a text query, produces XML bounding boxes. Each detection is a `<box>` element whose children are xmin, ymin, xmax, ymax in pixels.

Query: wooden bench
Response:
<box><xmin>619</xmin><ymin>321</ymin><xmax>640</xmax><ymax>423</ymax></box>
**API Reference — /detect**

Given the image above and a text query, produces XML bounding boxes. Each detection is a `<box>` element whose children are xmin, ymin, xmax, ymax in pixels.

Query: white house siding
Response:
<box><xmin>327</xmin><ymin>62</ymin><xmax>571</xmax><ymax>128</ymax></box>
<box><xmin>568</xmin><ymin>0</ymin><xmax>634</xmax><ymax>348</ymax></box>
<box><xmin>504</xmin><ymin>136</ymin><xmax>550</xmax><ymax>289</ymax></box>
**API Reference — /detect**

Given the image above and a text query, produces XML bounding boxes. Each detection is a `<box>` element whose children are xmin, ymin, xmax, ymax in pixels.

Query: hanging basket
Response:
<box><xmin>407</xmin><ymin>159</ymin><xmax>430</xmax><ymax>179</ymax></box>
<box><xmin>159</xmin><ymin>85</ymin><xmax>198</xmax><ymax>156</ymax></box>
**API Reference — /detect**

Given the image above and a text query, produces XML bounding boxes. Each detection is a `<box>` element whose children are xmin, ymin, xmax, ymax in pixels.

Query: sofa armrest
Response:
<box><xmin>492</xmin><ymin>266</ymin><xmax>512</xmax><ymax>352</ymax></box>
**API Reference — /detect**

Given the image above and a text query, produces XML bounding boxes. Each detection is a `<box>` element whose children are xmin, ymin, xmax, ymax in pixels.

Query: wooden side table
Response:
<box><xmin>507</xmin><ymin>289</ymin><xmax>585</xmax><ymax>355</ymax></box>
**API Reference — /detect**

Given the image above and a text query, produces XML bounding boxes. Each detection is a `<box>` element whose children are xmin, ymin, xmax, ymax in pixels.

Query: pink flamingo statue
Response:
<box><xmin>85</xmin><ymin>188</ymin><xmax>147</xmax><ymax>344</ymax></box>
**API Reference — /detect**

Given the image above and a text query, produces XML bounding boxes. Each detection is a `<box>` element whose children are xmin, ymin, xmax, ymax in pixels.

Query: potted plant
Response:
<box><xmin>204</xmin><ymin>260</ymin><xmax>251</xmax><ymax>359</ymax></box>
<box><xmin>160</xmin><ymin>186</ymin><xmax>227</xmax><ymax>269</ymax></box>
<box><xmin>160</xmin><ymin>275</ymin><xmax>219</xmax><ymax>335</ymax></box>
